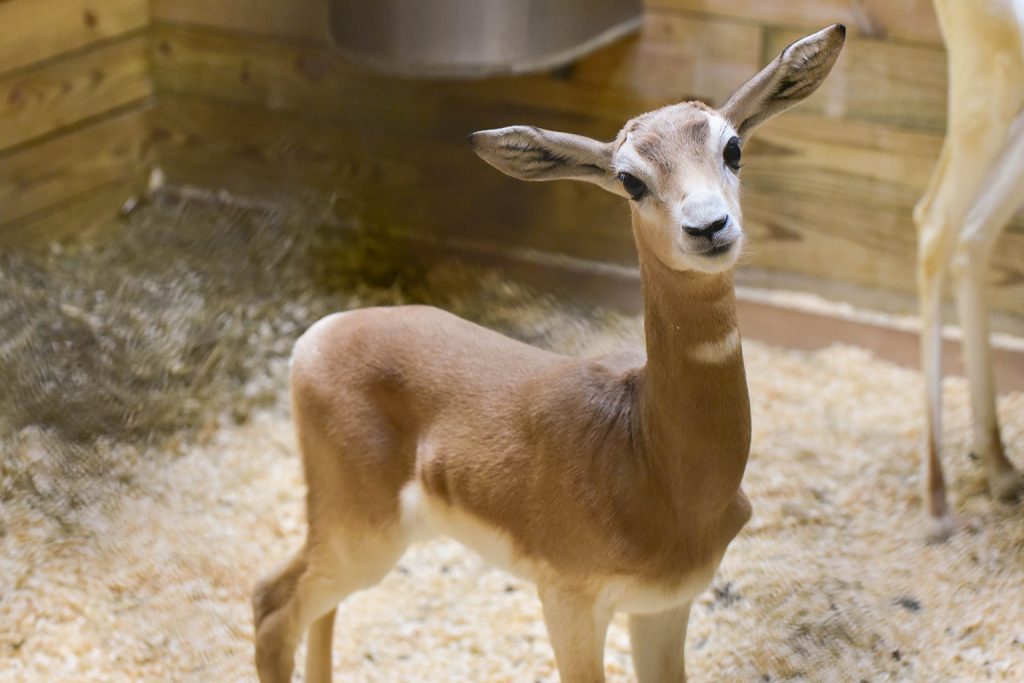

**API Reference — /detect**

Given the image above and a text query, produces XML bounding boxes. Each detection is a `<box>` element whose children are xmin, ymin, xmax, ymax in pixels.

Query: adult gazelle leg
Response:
<box><xmin>913</xmin><ymin>142</ymin><xmax>958</xmax><ymax>539</ymax></box>
<box><xmin>918</xmin><ymin>254</ymin><xmax>953</xmax><ymax>539</ymax></box>
<box><xmin>952</xmin><ymin>112</ymin><xmax>1024</xmax><ymax>502</ymax></box>
<box><xmin>912</xmin><ymin>103</ymin><xmax>1017</xmax><ymax>536</ymax></box>
<box><xmin>629</xmin><ymin>603</ymin><xmax>692</xmax><ymax>682</ymax></box>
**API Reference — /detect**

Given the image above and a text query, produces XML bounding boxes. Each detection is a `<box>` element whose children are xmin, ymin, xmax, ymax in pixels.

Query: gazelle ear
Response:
<box><xmin>470</xmin><ymin>126</ymin><xmax>625</xmax><ymax>196</ymax></box>
<box><xmin>721</xmin><ymin>24</ymin><xmax>846</xmax><ymax>138</ymax></box>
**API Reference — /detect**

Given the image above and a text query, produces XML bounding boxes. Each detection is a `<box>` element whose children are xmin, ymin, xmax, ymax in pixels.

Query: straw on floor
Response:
<box><xmin>1</xmin><ymin>191</ymin><xmax>1022</xmax><ymax>681</ymax></box>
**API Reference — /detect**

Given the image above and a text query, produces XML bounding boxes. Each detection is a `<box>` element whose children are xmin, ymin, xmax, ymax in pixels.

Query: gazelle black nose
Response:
<box><xmin>683</xmin><ymin>216</ymin><xmax>729</xmax><ymax>238</ymax></box>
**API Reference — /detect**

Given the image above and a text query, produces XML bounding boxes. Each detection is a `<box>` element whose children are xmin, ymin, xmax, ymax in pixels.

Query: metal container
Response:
<box><xmin>328</xmin><ymin>0</ymin><xmax>643</xmax><ymax>78</ymax></box>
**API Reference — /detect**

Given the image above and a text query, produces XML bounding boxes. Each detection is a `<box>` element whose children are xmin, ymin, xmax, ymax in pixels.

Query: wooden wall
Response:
<box><xmin>144</xmin><ymin>0</ymin><xmax>1024</xmax><ymax>319</ymax></box>
<box><xmin>0</xmin><ymin>0</ymin><xmax>154</xmax><ymax>245</ymax></box>
<box><xmin>3</xmin><ymin>0</ymin><xmax>1023</xmax><ymax>321</ymax></box>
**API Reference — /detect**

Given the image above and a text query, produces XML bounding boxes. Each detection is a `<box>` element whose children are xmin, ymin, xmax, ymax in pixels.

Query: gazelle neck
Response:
<box><xmin>635</xmin><ymin>239</ymin><xmax>751</xmax><ymax>511</ymax></box>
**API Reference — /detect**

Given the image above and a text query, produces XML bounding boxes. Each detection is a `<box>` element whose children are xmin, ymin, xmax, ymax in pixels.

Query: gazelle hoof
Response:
<box><xmin>988</xmin><ymin>469</ymin><xmax>1024</xmax><ymax>503</ymax></box>
<box><xmin>925</xmin><ymin>513</ymin><xmax>957</xmax><ymax>544</ymax></box>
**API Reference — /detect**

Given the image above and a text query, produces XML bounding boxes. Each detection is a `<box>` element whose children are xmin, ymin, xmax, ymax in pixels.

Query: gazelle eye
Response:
<box><xmin>617</xmin><ymin>172</ymin><xmax>647</xmax><ymax>200</ymax></box>
<box><xmin>723</xmin><ymin>136</ymin><xmax>742</xmax><ymax>172</ymax></box>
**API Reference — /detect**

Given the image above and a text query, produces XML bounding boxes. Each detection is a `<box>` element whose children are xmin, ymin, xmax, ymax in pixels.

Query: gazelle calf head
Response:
<box><xmin>472</xmin><ymin>24</ymin><xmax>846</xmax><ymax>274</ymax></box>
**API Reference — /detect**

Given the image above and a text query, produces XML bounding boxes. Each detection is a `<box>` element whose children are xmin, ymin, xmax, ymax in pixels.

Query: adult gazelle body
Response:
<box><xmin>253</xmin><ymin>25</ymin><xmax>846</xmax><ymax>683</ymax></box>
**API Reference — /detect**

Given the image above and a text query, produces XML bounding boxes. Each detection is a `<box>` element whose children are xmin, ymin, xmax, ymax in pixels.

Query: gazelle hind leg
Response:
<box><xmin>918</xmin><ymin>259</ymin><xmax>954</xmax><ymax>540</ymax></box>
<box><xmin>952</xmin><ymin>112</ymin><xmax>1024</xmax><ymax>503</ymax></box>
<box><xmin>252</xmin><ymin>531</ymin><xmax>409</xmax><ymax>683</ymax></box>
<box><xmin>955</xmin><ymin>260</ymin><xmax>1024</xmax><ymax>502</ymax></box>
<box><xmin>252</xmin><ymin>552</ymin><xmax>309</xmax><ymax>683</ymax></box>
<box><xmin>628</xmin><ymin>604</ymin><xmax>691</xmax><ymax>682</ymax></box>
<box><xmin>539</xmin><ymin>584</ymin><xmax>612</xmax><ymax>683</ymax></box>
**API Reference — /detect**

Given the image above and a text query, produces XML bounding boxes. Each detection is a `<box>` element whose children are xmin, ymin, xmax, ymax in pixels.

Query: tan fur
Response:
<box><xmin>253</xmin><ymin>25</ymin><xmax>845</xmax><ymax>683</ymax></box>
<box><xmin>914</xmin><ymin>0</ymin><xmax>1024</xmax><ymax>540</ymax></box>
<box><xmin>626</xmin><ymin>111</ymin><xmax>710</xmax><ymax>176</ymax></box>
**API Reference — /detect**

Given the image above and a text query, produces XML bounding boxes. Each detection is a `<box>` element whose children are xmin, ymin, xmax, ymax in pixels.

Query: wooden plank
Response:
<box><xmin>152</xmin><ymin>0</ymin><xmax>328</xmax><ymax>42</ymax></box>
<box><xmin>765</xmin><ymin>28</ymin><xmax>947</xmax><ymax>132</ymax></box>
<box><xmin>150</xmin><ymin>16</ymin><xmax>766</xmax><ymax>141</ymax></box>
<box><xmin>150</xmin><ymin>24</ymin><xmax>653</xmax><ymax>139</ymax></box>
<box><xmin>150</xmin><ymin>3</ymin><xmax>755</xmax><ymax>107</ymax></box>
<box><xmin>144</xmin><ymin>24</ymin><xmax>1022</xmax><ymax>319</ymax></box>
<box><xmin>741</xmin><ymin>187</ymin><xmax>1024</xmax><ymax>318</ymax></box>
<box><xmin>0</xmin><ymin>35</ymin><xmax>152</xmax><ymax>152</ymax></box>
<box><xmin>0</xmin><ymin>107</ymin><xmax>151</xmax><ymax>226</ymax></box>
<box><xmin>750</xmin><ymin>112</ymin><xmax>941</xmax><ymax>190</ymax></box>
<box><xmin>0</xmin><ymin>0</ymin><xmax>148</xmax><ymax>75</ymax></box>
<box><xmin>148</xmin><ymin>24</ymin><xmax>947</xmax><ymax>193</ymax></box>
<box><xmin>152</xmin><ymin>96</ymin><xmax>1024</xmax><ymax>319</ymax></box>
<box><xmin>741</xmin><ymin>112</ymin><xmax>938</xmax><ymax>230</ymax></box>
<box><xmin>742</xmin><ymin>112</ymin><xmax>1024</xmax><ymax>301</ymax></box>
<box><xmin>747</xmin><ymin>112</ymin><xmax>1023</xmax><ymax>234</ymax></box>
<box><xmin>157</xmin><ymin>0</ymin><xmax>943</xmax><ymax>50</ymax></box>
<box><xmin>557</xmin><ymin>10</ymin><xmax>762</xmax><ymax>106</ymax></box>
<box><xmin>150</xmin><ymin>96</ymin><xmax>635</xmax><ymax>264</ymax></box>
<box><xmin>0</xmin><ymin>175</ymin><xmax>145</xmax><ymax>248</ymax></box>
<box><xmin>649</xmin><ymin>0</ymin><xmax>942</xmax><ymax>45</ymax></box>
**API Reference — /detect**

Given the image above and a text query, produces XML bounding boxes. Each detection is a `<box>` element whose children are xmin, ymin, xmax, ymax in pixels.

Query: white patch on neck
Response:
<box><xmin>688</xmin><ymin>328</ymin><xmax>740</xmax><ymax>363</ymax></box>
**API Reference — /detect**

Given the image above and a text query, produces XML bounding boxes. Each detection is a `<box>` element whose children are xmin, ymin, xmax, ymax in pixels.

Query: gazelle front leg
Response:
<box><xmin>628</xmin><ymin>603</ymin><xmax>691</xmax><ymax>682</ymax></box>
<box><xmin>538</xmin><ymin>584</ymin><xmax>612</xmax><ymax>683</ymax></box>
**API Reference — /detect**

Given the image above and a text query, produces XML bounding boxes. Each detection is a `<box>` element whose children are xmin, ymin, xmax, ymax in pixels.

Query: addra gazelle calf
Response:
<box><xmin>253</xmin><ymin>25</ymin><xmax>845</xmax><ymax>683</ymax></box>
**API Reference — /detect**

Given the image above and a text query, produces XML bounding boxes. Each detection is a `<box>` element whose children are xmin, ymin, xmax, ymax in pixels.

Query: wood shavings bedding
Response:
<box><xmin>3</xmin><ymin>301</ymin><xmax>1022</xmax><ymax>682</ymax></box>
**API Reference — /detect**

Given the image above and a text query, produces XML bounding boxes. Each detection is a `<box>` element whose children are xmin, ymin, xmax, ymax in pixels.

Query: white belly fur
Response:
<box><xmin>399</xmin><ymin>482</ymin><xmax>721</xmax><ymax>614</ymax></box>
<box><xmin>400</xmin><ymin>481</ymin><xmax>542</xmax><ymax>581</ymax></box>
